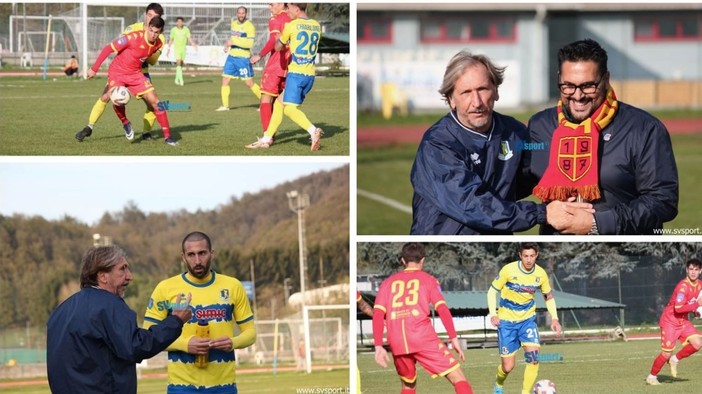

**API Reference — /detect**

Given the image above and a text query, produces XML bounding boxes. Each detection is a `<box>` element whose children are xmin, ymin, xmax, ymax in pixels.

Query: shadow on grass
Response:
<box><xmin>272</xmin><ymin>122</ymin><xmax>344</xmax><ymax>149</ymax></box>
<box><xmin>83</xmin><ymin>123</ymin><xmax>220</xmax><ymax>143</ymax></box>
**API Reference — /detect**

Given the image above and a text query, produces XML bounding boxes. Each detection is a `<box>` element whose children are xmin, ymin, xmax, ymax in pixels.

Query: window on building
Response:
<box><xmin>358</xmin><ymin>16</ymin><xmax>392</xmax><ymax>43</ymax></box>
<box><xmin>634</xmin><ymin>15</ymin><xmax>702</xmax><ymax>41</ymax></box>
<box><xmin>419</xmin><ymin>17</ymin><xmax>515</xmax><ymax>43</ymax></box>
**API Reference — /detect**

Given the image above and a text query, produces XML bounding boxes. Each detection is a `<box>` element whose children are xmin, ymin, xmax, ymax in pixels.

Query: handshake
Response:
<box><xmin>545</xmin><ymin>197</ymin><xmax>596</xmax><ymax>235</ymax></box>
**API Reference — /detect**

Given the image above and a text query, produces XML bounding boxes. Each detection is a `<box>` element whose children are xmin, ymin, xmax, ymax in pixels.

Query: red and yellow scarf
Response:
<box><xmin>533</xmin><ymin>88</ymin><xmax>618</xmax><ymax>202</ymax></box>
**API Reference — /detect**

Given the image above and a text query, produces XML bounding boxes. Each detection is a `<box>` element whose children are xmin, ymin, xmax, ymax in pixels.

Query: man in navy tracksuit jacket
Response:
<box><xmin>411</xmin><ymin>110</ymin><xmax>546</xmax><ymax>234</ymax></box>
<box><xmin>524</xmin><ymin>39</ymin><xmax>678</xmax><ymax>235</ymax></box>
<box><xmin>410</xmin><ymin>51</ymin><xmax>595</xmax><ymax>235</ymax></box>
<box><xmin>47</xmin><ymin>245</ymin><xmax>192</xmax><ymax>394</ymax></box>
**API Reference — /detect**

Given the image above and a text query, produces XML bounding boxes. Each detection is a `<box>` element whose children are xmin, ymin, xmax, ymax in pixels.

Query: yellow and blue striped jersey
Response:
<box><xmin>144</xmin><ymin>270</ymin><xmax>254</xmax><ymax>392</ymax></box>
<box><xmin>228</xmin><ymin>19</ymin><xmax>255</xmax><ymax>58</ymax></box>
<box><xmin>280</xmin><ymin>18</ymin><xmax>321</xmax><ymax>77</ymax></box>
<box><xmin>490</xmin><ymin>261</ymin><xmax>553</xmax><ymax>323</ymax></box>
<box><xmin>123</xmin><ymin>22</ymin><xmax>165</xmax><ymax>71</ymax></box>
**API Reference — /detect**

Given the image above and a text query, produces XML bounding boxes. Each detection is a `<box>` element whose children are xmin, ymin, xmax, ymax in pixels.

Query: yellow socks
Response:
<box><xmin>221</xmin><ymin>85</ymin><xmax>231</xmax><ymax>108</ymax></box>
<box><xmin>263</xmin><ymin>102</ymin><xmax>284</xmax><ymax>139</ymax></box>
<box><xmin>283</xmin><ymin>105</ymin><xmax>313</xmax><ymax>134</ymax></box>
<box><xmin>522</xmin><ymin>363</ymin><xmax>539</xmax><ymax>394</ymax></box>
<box><xmin>496</xmin><ymin>364</ymin><xmax>508</xmax><ymax>387</ymax></box>
<box><xmin>250</xmin><ymin>82</ymin><xmax>261</xmax><ymax>99</ymax></box>
<box><xmin>143</xmin><ymin>110</ymin><xmax>156</xmax><ymax>132</ymax></box>
<box><xmin>88</xmin><ymin>98</ymin><xmax>108</xmax><ymax>126</ymax></box>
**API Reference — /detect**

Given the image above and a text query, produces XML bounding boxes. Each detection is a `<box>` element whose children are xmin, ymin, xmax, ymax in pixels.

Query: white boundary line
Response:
<box><xmin>357</xmin><ymin>188</ymin><xmax>412</xmax><ymax>214</ymax></box>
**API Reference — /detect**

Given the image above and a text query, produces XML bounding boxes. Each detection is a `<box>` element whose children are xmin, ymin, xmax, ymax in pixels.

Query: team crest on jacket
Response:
<box><xmin>498</xmin><ymin>140</ymin><xmax>514</xmax><ymax>161</ymax></box>
<box><xmin>220</xmin><ymin>289</ymin><xmax>230</xmax><ymax>302</ymax></box>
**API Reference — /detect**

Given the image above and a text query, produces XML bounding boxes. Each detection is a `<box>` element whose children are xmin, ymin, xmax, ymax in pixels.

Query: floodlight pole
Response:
<box><xmin>286</xmin><ymin>190</ymin><xmax>309</xmax><ymax>302</ymax></box>
<box><xmin>286</xmin><ymin>190</ymin><xmax>311</xmax><ymax>373</ymax></box>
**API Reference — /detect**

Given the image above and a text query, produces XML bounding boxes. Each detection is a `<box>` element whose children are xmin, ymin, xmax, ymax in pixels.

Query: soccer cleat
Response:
<box><xmin>310</xmin><ymin>128</ymin><xmax>323</xmax><ymax>151</ymax></box>
<box><xmin>493</xmin><ymin>383</ymin><xmax>503</xmax><ymax>394</ymax></box>
<box><xmin>669</xmin><ymin>358</ymin><xmax>678</xmax><ymax>378</ymax></box>
<box><xmin>245</xmin><ymin>137</ymin><xmax>272</xmax><ymax>149</ymax></box>
<box><xmin>215</xmin><ymin>106</ymin><xmax>230</xmax><ymax>111</ymax></box>
<box><xmin>141</xmin><ymin>132</ymin><xmax>154</xmax><ymax>141</ymax></box>
<box><xmin>164</xmin><ymin>137</ymin><xmax>179</xmax><ymax>146</ymax></box>
<box><xmin>123</xmin><ymin>122</ymin><xmax>134</xmax><ymax>141</ymax></box>
<box><xmin>75</xmin><ymin>126</ymin><xmax>92</xmax><ymax>142</ymax></box>
<box><xmin>645</xmin><ymin>376</ymin><xmax>661</xmax><ymax>385</ymax></box>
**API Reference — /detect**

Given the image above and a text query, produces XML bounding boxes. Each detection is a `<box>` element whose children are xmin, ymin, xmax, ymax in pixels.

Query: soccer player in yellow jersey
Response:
<box><xmin>217</xmin><ymin>6</ymin><xmax>261</xmax><ymax>111</ymax></box>
<box><xmin>245</xmin><ymin>3</ymin><xmax>323</xmax><ymax>151</ymax></box>
<box><xmin>166</xmin><ymin>17</ymin><xmax>198</xmax><ymax>86</ymax></box>
<box><xmin>487</xmin><ymin>242</ymin><xmax>562</xmax><ymax>394</ymax></box>
<box><xmin>144</xmin><ymin>231</ymin><xmax>256</xmax><ymax>393</ymax></box>
<box><xmin>75</xmin><ymin>3</ymin><xmax>166</xmax><ymax>143</ymax></box>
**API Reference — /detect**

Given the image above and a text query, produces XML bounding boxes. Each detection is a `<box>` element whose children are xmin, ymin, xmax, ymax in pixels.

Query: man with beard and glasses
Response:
<box><xmin>144</xmin><ymin>231</ymin><xmax>256</xmax><ymax>393</ymax></box>
<box><xmin>410</xmin><ymin>50</ymin><xmax>593</xmax><ymax>235</ymax></box>
<box><xmin>524</xmin><ymin>38</ymin><xmax>678</xmax><ymax>234</ymax></box>
<box><xmin>48</xmin><ymin>245</ymin><xmax>192</xmax><ymax>394</ymax></box>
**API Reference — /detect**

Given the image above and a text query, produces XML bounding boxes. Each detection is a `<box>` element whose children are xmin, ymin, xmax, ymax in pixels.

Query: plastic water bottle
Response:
<box><xmin>195</xmin><ymin>319</ymin><xmax>209</xmax><ymax>368</ymax></box>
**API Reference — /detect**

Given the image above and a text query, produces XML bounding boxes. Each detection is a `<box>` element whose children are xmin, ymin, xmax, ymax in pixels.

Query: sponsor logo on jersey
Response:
<box><xmin>196</xmin><ymin>308</ymin><xmax>228</xmax><ymax>320</ymax></box>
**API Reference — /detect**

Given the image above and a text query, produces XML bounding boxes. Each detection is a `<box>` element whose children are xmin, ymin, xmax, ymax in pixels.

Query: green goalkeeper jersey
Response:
<box><xmin>169</xmin><ymin>26</ymin><xmax>191</xmax><ymax>49</ymax></box>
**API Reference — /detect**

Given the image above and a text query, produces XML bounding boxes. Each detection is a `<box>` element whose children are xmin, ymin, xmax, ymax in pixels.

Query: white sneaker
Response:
<box><xmin>310</xmin><ymin>128</ymin><xmax>323</xmax><ymax>151</ymax></box>
<box><xmin>245</xmin><ymin>137</ymin><xmax>272</xmax><ymax>149</ymax></box>
<box><xmin>645</xmin><ymin>376</ymin><xmax>660</xmax><ymax>385</ymax></box>
<box><xmin>669</xmin><ymin>358</ymin><xmax>678</xmax><ymax>377</ymax></box>
<box><xmin>123</xmin><ymin>122</ymin><xmax>134</xmax><ymax>141</ymax></box>
<box><xmin>215</xmin><ymin>106</ymin><xmax>230</xmax><ymax>111</ymax></box>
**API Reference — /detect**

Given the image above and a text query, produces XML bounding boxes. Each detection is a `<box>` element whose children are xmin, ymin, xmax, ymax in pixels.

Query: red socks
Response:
<box><xmin>650</xmin><ymin>353</ymin><xmax>668</xmax><ymax>375</ymax></box>
<box><xmin>113</xmin><ymin>104</ymin><xmax>128</xmax><ymax>125</ymax></box>
<box><xmin>675</xmin><ymin>343</ymin><xmax>698</xmax><ymax>360</ymax></box>
<box><xmin>454</xmin><ymin>380</ymin><xmax>473</xmax><ymax>394</ymax></box>
<box><xmin>154</xmin><ymin>106</ymin><xmax>171</xmax><ymax>139</ymax></box>
<box><xmin>260</xmin><ymin>102</ymin><xmax>273</xmax><ymax>131</ymax></box>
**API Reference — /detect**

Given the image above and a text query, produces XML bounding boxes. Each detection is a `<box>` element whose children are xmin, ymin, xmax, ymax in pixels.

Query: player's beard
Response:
<box><xmin>188</xmin><ymin>259</ymin><xmax>211</xmax><ymax>279</ymax></box>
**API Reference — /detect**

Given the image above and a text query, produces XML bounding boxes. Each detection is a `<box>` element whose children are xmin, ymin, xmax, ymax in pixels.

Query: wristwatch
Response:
<box><xmin>588</xmin><ymin>217</ymin><xmax>599</xmax><ymax>235</ymax></box>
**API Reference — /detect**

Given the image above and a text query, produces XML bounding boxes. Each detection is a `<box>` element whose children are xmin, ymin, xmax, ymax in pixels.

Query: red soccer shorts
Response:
<box><xmin>392</xmin><ymin>341</ymin><xmax>461</xmax><ymax>383</ymax></box>
<box><xmin>660</xmin><ymin>320</ymin><xmax>701</xmax><ymax>351</ymax></box>
<box><xmin>260</xmin><ymin>69</ymin><xmax>286</xmax><ymax>97</ymax></box>
<box><xmin>107</xmin><ymin>72</ymin><xmax>154</xmax><ymax>100</ymax></box>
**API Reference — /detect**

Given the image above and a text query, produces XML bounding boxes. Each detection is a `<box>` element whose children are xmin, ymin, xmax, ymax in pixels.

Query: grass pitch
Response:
<box><xmin>0</xmin><ymin>74</ymin><xmax>349</xmax><ymax>156</ymax></box>
<box><xmin>359</xmin><ymin>338</ymin><xmax>700</xmax><ymax>394</ymax></box>
<box><xmin>3</xmin><ymin>366</ymin><xmax>349</xmax><ymax>394</ymax></box>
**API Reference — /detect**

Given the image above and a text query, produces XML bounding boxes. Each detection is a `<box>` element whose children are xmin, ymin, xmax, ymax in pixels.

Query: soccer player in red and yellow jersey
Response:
<box><xmin>216</xmin><ymin>6</ymin><xmax>261</xmax><ymax>111</ymax></box>
<box><xmin>250</xmin><ymin>3</ymin><xmax>291</xmax><ymax>138</ymax></box>
<box><xmin>245</xmin><ymin>3</ymin><xmax>323</xmax><ymax>151</ymax></box>
<box><xmin>372</xmin><ymin>243</ymin><xmax>473</xmax><ymax>394</ymax></box>
<box><xmin>646</xmin><ymin>258</ymin><xmax>702</xmax><ymax>385</ymax></box>
<box><xmin>75</xmin><ymin>2</ymin><xmax>165</xmax><ymax>143</ymax></box>
<box><xmin>85</xmin><ymin>16</ymin><xmax>178</xmax><ymax>146</ymax></box>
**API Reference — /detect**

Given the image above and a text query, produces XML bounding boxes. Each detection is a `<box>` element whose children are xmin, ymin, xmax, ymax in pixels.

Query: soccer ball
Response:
<box><xmin>533</xmin><ymin>379</ymin><xmax>557</xmax><ymax>394</ymax></box>
<box><xmin>110</xmin><ymin>86</ymin><xmax>130</xmax><ymax>106</ymax></box>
